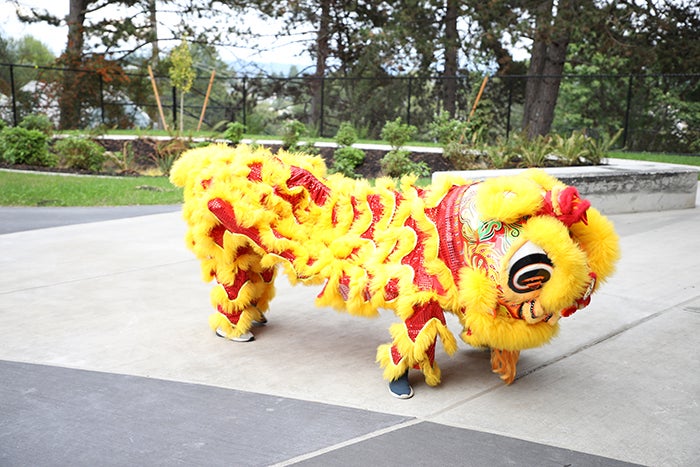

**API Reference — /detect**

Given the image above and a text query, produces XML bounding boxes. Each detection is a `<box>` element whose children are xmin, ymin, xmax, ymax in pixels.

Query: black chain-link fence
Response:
<box><xmin>1</xmin><ymin>62</ymin><xmax>698</xmax><ymax>153</ymax></box>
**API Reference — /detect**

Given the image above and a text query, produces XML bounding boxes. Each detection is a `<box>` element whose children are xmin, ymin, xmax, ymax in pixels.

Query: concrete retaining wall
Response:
<box><xmin>432</xmin><ymin>158</ymin><xmax>699</xmax><ymax>214</ymax></box>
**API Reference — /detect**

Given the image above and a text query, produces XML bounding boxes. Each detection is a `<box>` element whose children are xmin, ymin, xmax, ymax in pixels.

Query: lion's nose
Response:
<box><xmin>507</xmin><ymin>242</ymin><xmax>553</xmax><ymax>293</ymax></box>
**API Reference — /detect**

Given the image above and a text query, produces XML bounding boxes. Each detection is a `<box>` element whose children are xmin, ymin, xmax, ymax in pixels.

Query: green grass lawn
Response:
<box><xmin>0</xmin><ymin>170</ymin><xmax>182</xmax><ymax>207</ymax></box>
<box><xmin>609</xmin><ymin>151</ymin><xmax>700</xmax><ymax>167</ymax></box>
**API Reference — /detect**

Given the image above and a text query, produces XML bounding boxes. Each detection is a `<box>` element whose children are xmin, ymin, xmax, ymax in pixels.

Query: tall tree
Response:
<box><xmin>60</xmin><ymin>0</ymin><xmax>89</xmax><ymax>129</ymax></box>
<box><xmin>521</xmin><ymin>0</ymin><xmax>575</xmax><ymax>138</ymax></box>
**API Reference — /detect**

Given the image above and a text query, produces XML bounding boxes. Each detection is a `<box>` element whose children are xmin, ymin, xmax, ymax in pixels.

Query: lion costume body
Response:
<box><xmin>171</xmin><ymin>144</ymin><xmax>619</xmax><ymax>396</ymax></box>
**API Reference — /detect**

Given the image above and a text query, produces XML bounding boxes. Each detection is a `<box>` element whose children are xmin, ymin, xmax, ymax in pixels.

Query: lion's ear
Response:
<box><xmin>475</xmin><ymin>175</ymin><xmax>544</xmax><ymax>223</ymax></box>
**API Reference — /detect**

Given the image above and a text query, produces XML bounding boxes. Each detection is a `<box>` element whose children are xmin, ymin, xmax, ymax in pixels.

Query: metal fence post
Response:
<box><xmin>506</xmin><ymin>77</ymin><xmax>513</xmax><ymax>139</ymax></box>
<box><xmin>9</xmin><ymin>64</ymin><xmax>18</xmax><ymax>126</ymax></box>
<box><xmin>242</xmin><ymin>77</ymin><xmax>247</xmax><ymax>126</ymax></box>
<box><xmin>319</xmin><ymin>76</ymin><xmax>325</xmax><ymax>137</ymax></box>
<box><xmin>622</xmin><ymin>74</ymin><xmax>634</xmax><ymax>148</ymax></box>
<box><xmin>407</xmin><ymin>77</ymin><xmax>413</xmax><ymax>126</ymax></box>
<box><xmin>172</xmin><ymin>86</ymin><xmax>177</xmax><ymax>126</ymax></box>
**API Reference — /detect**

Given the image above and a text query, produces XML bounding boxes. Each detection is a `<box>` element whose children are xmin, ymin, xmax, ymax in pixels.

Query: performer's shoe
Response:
<box><xmin>216</xmin><ymin>327</ymin><xmax>255</xmax><ymax>342</ymax></box>
<box><xmin>389</xmin><ymin>371</ymin><xmax>414</xmax><ymax>399</ymax></box>
<box><xmin>252</xmin><ymin>315</ymin><xmax>267</xmax><ymax>326</ymax></box>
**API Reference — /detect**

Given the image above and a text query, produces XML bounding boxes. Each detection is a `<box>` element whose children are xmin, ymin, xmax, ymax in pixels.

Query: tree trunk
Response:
<box><xmin>148</xmin><ymin>0</ymin><xmax>159</xmax><ymax>66</ymax></box>
<box><xmin>522</xmin><ymin>0</ymin><xmax>571</xmax><ymax>138</ymax></box>
<box><xmin>59</xmin><ymin>0</ymin><xmax>88</xmax><ymax>130</ymax></box>
<box><xmin>443</xmin><ymin>0</ymin><xmax>459</xmax><ymax>117</ymax></box>
<box><xmin>309</xmin><ymin>0</ymin><xmax>331</xmax><ymax>133</ymax></box>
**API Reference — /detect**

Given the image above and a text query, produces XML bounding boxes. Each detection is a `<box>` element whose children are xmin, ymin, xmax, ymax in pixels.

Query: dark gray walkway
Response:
<box><xmin>1</xmin><ymin>360</ymin><xmax>638</xmax><ymax>466</ymax></box>
<box><xmin>0</xmin><ymin>205</ymin><xmax>181</xmax><ymax>234</ymax></box>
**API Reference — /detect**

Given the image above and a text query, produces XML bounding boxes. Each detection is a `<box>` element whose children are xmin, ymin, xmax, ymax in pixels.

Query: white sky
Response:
<box><xmin>1</xmin><ymin>1</ymin><xmax>529</xmax><ymax>72</ymax></box>
<box><xmin>0</xmin><ymin>0</ymin><xmax>314</xmax><ymax>69</ymax></box>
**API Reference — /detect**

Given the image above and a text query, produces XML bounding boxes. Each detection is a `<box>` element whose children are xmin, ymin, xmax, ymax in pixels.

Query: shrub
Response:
<box><xmin>380</xmin><ymin>118</ymin><xmax>424</xmax><ymax>177</ymax></box>
<box><xmin>380</xmin><ymin>149</ymin><xmax>429</xmax><ymax>178</ymax></box>
<box><xmin>331</xmin><ymin>122</ymin><xmax>365</xmax><ymax>178</ymax></box>
<box><xmin>54</xmin><ymin>136</ymin><xmax>106</xmax><ymax>172</ymax></box>
<box><xmin>148</xmin><ymin>136</ymin><xmax>192</xmax><ymax>176</ymax></box>
<box><xmin>18</xmin><ymin>113</ymin><xmax>54</xmax><ymax>136</ymax></box>
<box><xmin>223</xmin><ymin>121</ymin><xmax>246</xmax><ymax>145</ymax></box>
<box><xmin>428</xmin><ymin>111</ymin><xmax>467</xmax><ymax>145</ymax></box>
<box><xmin>282</xmin><ymin>119</ymin><xmax>307</xmax><ymax>150</ymax></box>
<box><xmin>0</xmin><ymin>126</ymin><xmax>56</xmax><ymax>167</ymax></box>
<box><xmin>380</xmin><ymin>117</ymin><xmax>417</xmax><ymax>150</ymax></box>
<box><xmin>104</xmin><ymin>141</ymin><xmax>138</xmax><ymax>174</ymax></box>
<box><xmin>335</xmin><ymin>122</ymin><xmax>359</xmax><ymax>147</ymax></box>
<box><xmin>332</xmin><ymin>146</ymin><xmax>366</xmax><ymax>178</ymax></box>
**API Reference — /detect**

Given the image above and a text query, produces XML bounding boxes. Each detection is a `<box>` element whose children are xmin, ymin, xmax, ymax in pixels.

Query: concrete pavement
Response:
<box><xmin>1</xmin><ymin>200</ymin><xmax>698</xmax><ymax>466</ymax></box>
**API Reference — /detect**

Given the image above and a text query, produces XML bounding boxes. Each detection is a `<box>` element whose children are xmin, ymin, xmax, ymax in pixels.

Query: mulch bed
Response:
<box><xmin>2</xmin><ymin>138</ymin><xmax>454</xmax><ymax>178</ymax></box>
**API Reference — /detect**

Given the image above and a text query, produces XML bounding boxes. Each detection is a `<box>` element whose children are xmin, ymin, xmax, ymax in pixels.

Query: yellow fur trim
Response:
<box><xmin>569</xmin><ymin>207</ymin><xmax>620</xmax><ymax>284</ymax></box>
<box><xmin>462</xmin><ymin>305</ymin><xmax>559</xmax><ymax>350</ymax></box>
<box><xmin>476</xmin><ymin>175</ymin><xmax>544</xmax><ymax>223</ymax></box>
<box><xmin>376</xmin><ymin>344</ymin><xmax>409</xmax><ymax>381</ymax></box>
<box><xmin>457</xmin><ymin>267</ymin><xmax>499</xmax><ymax>317</ymax></box>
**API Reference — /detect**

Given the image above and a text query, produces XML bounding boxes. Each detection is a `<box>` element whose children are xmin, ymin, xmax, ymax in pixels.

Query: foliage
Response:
<box><xmin>332</xmin><ymin>146</ymin><xmax>366</xmax><ymax>178</ymax></box>
<box><xmin>443</xmin><ymin>142</ymin><xmax>489</xmax><ymax>170</ymax></box>
<box><xmin>334</xmin><ymin>122</ymin><xmax>359</xmax><ymax>147</ymax></box>
<box><xmin>380</xmin><ymin>149</ymin><xmax>429</xmax><ymax>178</ymax></box>
<box><xmin>379</xmin><ymin>117</ymin><xmax>427</xmax><ymax>177</ymax></box>
<box><xmin>19</xmin><ymin>113</ymin><xmax>54</xmax><ymax>135</ymax></box>
<box><xmin>169</xmin><ymin>38</ymin><xmax>196</xmax><ymax>133</ymax></box>
<box><xmin>331</xmin><ymin>122</ymin><xmax>365</xmax><ymax>178</ymax></box>
<box><xmin>145</xmin><ymin>136</ymin><xmax>192</xmax><ymax>176</ymax></box>
<box><xmin>54</xmin><ymin>136</ymin><xmax>106</xmax><ymax>172</ymax></box>
<box><xmin>223</xmin><ymin>122</ymin><xmax>246</xmax><ymax>145</ymax></box>
<box><xmin>381</xmin><ymin>117</ymin><xmax>417</xmax><ymax>150</ymax></box>
<box><xmin>104</xmin><ymin>141</ymin><xmax>139</xmax><ymax>174</ymax></box>
<box><xmin>428</xmin><ymin>111</ymin><xmax>468</xmax><ymax>146</ymax></box>
<box><xmin>0</xmin><ymin>126</ymin><xmax>55</xmax><ymax>167</ymax></box>
<box><xmin>282</xmin><ymin>119</ymin><xmax>307</xmax><ymax>150</ymax></box>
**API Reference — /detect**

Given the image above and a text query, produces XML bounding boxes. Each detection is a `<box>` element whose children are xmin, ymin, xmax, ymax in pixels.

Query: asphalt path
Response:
<box><xmin>0</xmin><ymin>205</ymin><xmax>181</xmax><ymax>234</ymax></box>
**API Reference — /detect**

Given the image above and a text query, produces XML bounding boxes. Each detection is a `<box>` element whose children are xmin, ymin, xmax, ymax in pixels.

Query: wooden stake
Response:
<box><xmin>469</xmin><ymin>75</ymin><xmax>489</xmax><ymax>121</ymax></box>
<box><xmin>197</xmin><ymin>69</ymin><xmax>216</xmax><ymax>132</ymax></box>
<box><xmin>148</xmin><ymin>65</ymin><xmax>169</xmax><ymax>131</ymax></box>
<box><xmin>460</xmin><ymin>75</ymin><xmax>489</xmax><ymax>144</ymax></box>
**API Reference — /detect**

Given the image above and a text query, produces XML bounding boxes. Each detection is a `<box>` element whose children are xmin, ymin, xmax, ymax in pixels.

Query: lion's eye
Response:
<box><xmin>507</xmin><ymin>241</ymin><xmax>553</xmax><ymax>293</ymax></box>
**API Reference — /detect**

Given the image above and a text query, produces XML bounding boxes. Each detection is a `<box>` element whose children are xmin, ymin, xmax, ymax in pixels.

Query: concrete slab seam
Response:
<box><xmin>268</xmin><ymin>418</ymin><xmax>423</xmax><ymax>466</ymax></box>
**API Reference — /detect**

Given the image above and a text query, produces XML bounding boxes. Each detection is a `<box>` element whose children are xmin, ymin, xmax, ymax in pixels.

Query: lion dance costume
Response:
<box><xmin>171</xmin><ymin>144</ymin><xmax>619</xmax><ymax>398</ymax></box>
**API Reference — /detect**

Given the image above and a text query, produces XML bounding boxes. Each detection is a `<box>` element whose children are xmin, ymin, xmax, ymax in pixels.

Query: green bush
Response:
<box><xmin>428</xmin><ymin>111</ymin><xmax>467</xmax><ymax>145</ymax></box>
<box><xmin>380</xmin><ymin>149</ymin><xmax>429</xmax><ymax>178</ymax></box>
<box><xmin>332</xmin><ymin>146</ymin><xmax>365</xmax><ymax>178</ymax></box>
<box><xmin>18</xmin><ymin>113</ymin><xmax>54</xmax><ymax>135</ymax></box>
<box><xmin>380</xmin><ymin>117</ymin><xmax>417</xmax><ymax>149</ymax></box>
<box><xmin>282</xmin><ymin>119</ymin><xmax>307</xmax><ymax>150</ymax></box>
<box><xmin>330</xmin><ymin>122</ymin><xmax>365</xmax><ymax>178</ymax></box>
<box><xmin>223</xmin><ymin>121</ymin><xmax>246</xmax><ymax>145</ymax></box>
<box><xmin>54</xmin><ymin>136</ymin><xmax>106</xmax><ymax>172</ymax></box>
<box><xmin>0</xmin><ymin>126</ymin><xmax>56</xmax><ymax>167</ymax></box>
<box><xmin>335</xmin><ymin>122</ymin><xmax>359</xmax><ymax>147</ymax></box>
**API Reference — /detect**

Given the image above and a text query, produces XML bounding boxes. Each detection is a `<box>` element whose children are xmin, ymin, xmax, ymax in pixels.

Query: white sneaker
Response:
<box><xmin>215</xmin><ymin>327</ymin><xmax>254</xmax><ymax>342</ymax></box>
